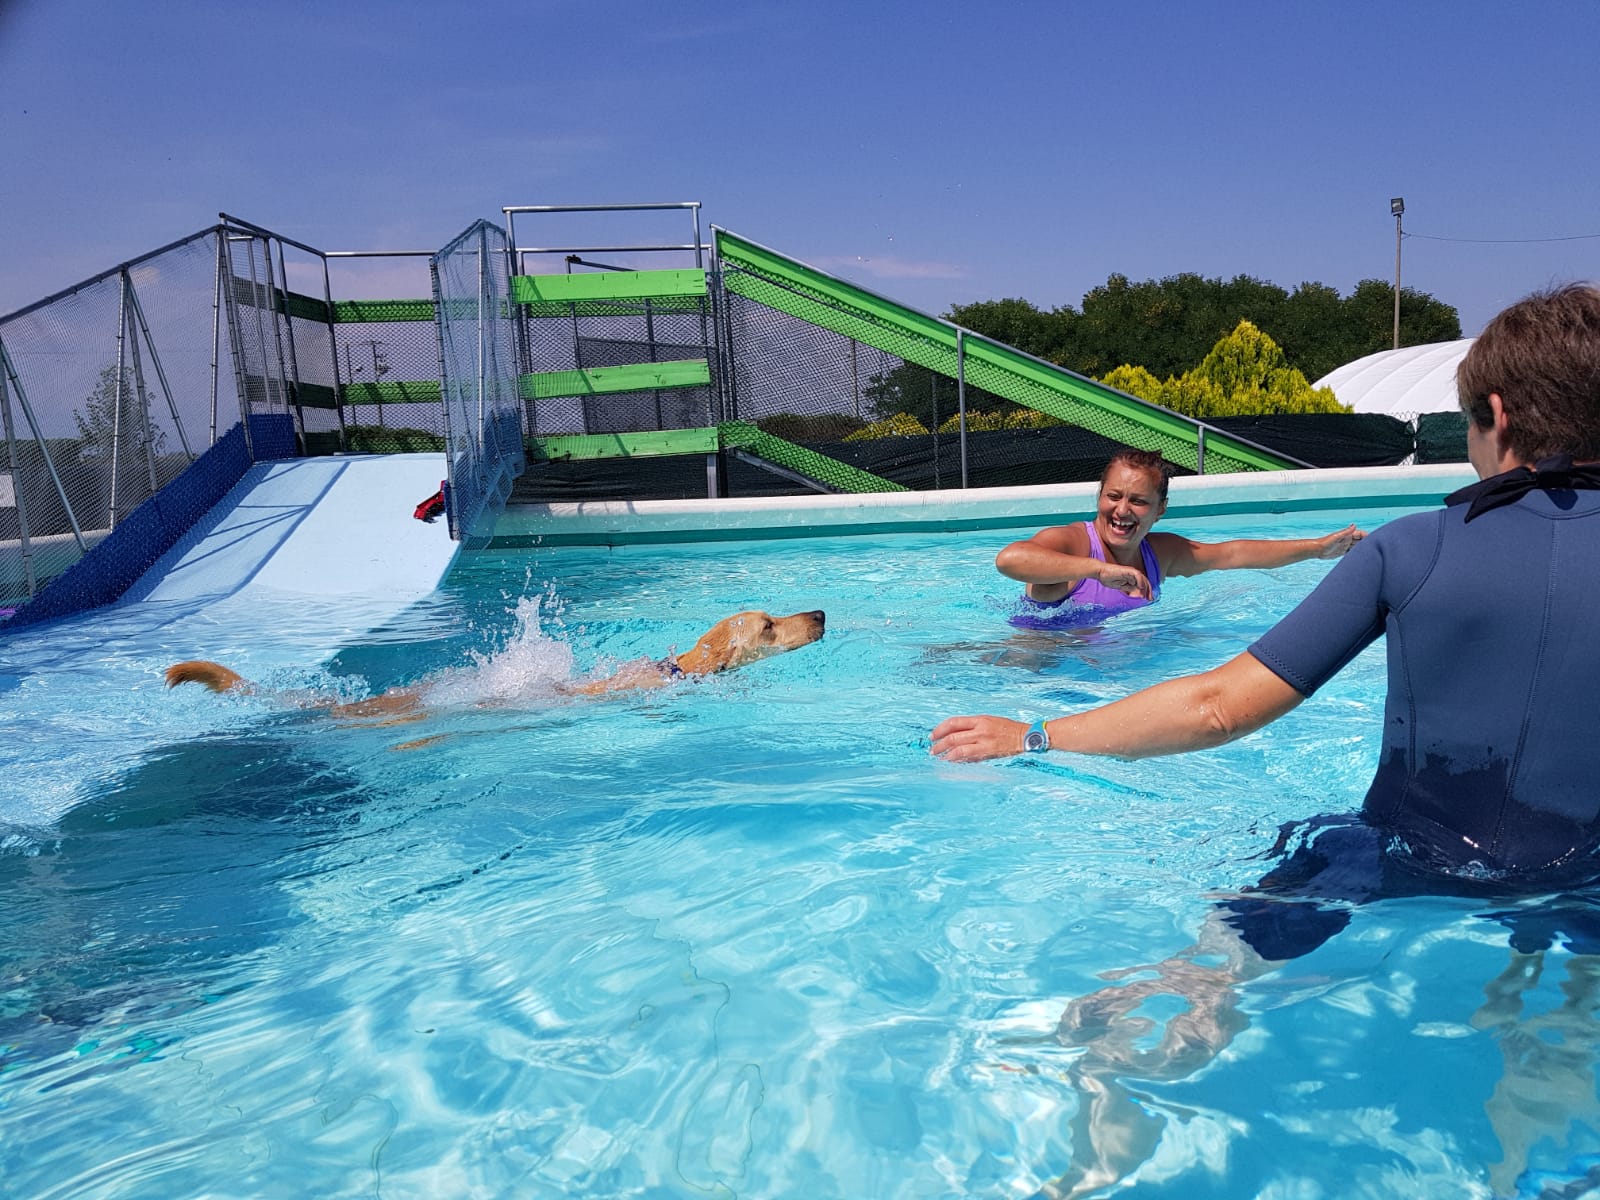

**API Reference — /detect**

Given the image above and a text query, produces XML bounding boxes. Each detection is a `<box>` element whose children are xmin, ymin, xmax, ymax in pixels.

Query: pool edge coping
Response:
<box><xmin>488</xmin><ymin>464</ymin><xmax>1477</xmax><ymax>547</ymax></box>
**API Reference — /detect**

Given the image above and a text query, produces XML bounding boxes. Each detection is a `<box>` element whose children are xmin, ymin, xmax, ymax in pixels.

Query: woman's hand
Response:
<box><xmin>1097</xmin><ymin>560</ymin><xmax>1153</xmax><ymax>599</ymax></box>
<box><xmin>1312</xmin><ymin>525</ymin><xmax>1364</xmax><ymax>559</ymax></box>
<box><xmin>930</xmin><ymin>714</ymin><xmax>1030</xmax><ymax>762</ymax></box>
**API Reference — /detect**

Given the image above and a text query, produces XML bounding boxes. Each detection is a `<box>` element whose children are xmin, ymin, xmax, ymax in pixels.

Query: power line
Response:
<box><xmin>1404</xmin><ymin>230</ymin><xmax>1600</xmax><ymax>245</ymax></box>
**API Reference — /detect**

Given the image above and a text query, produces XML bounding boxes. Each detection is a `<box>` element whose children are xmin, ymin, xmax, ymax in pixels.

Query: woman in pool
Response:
<box><xmin>1001</xmin><ymin>448</ymin><xmax>1363</xmax><ymax>628</ymax></box>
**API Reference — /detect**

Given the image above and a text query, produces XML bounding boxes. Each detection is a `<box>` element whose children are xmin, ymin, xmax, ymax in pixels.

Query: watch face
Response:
<box><xmin>1024</xmin><ymin>729</ymin><xmax>1048</xmax><ymax>752</ymax></box>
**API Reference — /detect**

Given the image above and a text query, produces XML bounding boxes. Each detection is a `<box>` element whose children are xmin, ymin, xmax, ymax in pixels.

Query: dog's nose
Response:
<box><xmin>807</xmin><ymin>610</ymin><xmax>826</xmax><ymax>627</ymax></box>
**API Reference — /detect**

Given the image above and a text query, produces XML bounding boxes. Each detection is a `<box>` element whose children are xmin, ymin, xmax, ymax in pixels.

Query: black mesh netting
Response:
<box><xmin>509</xmin><ymin>412</ymin><xmax>1419</xmax><ymax>503</ymax></box>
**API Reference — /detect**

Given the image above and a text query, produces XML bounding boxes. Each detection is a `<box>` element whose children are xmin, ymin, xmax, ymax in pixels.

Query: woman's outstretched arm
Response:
<box><xmin>1157</xmin><ymin>525</ymin><xmax>1364</xmax><ymax>579</ymax></box>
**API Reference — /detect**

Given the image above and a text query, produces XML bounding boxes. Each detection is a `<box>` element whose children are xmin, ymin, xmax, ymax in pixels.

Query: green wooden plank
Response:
<box><xmin>331</xmin><ymin>299</ymin><xmax>436</xmax><ymax>323</ymax></box>
<box><xmin>519</xmin><ymin>359</ymin><xmax>711</xmax><ymax>400</ymax></box>
<box><xmin>531</xmin><ymin>428</ymin><xmax>719</xmax><ymax>462</ymax></box>
<box><xmin>341</xmin><ymin>380</ymin><xmax>443</xmax><ymax>404</ymax></box>
<box><xmin>513</xmin><ymin>269</ymin><xmax>707</xmax><ymax>304</ymax></box>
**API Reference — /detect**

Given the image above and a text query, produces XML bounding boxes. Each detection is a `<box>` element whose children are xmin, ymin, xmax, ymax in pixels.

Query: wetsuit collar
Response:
<box><xmin>1444</xmin><ymin>454</ymin><xmax>1600</xmax><ymax>523</ymax></box>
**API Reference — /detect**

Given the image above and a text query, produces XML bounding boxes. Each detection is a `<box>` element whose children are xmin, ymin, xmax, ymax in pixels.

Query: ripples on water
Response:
<box><xmin>0</xmin><ymin>510</ymin><xmax>1585</xmax><ymax>1197</ymax></box>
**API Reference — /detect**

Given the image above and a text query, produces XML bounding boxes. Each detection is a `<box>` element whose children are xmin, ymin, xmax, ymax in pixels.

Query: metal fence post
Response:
<box><xmin>0</xmin><ymin>337</ymin><xmax>85</xmax><ymax>552</ymax></box>
<box><xmin>110</xmin><ymin>274</ymin><xmax>130</xmax><ymax>527</ymax></box>
<box><xmin>956</xmin><ymin>329</ymin><xmax>969</xmax><ymax>489</ymax></box>
<box><xmin>220</xmin><ymin>234</ymin><xmax>257</xmax><ymax>461</ymax></box>
<box><xmin>318</xmin><ymin>248</ymin><xmax>348</xmax><ymax>451</ymax></box>
<box><xmin>125</xmin><ymin>271</ymin><xmax>195</xmax><ymax>463</ymax></box>
<box><xmin>121</xmin><ymin>274</ymin><xmax>160</xmax><ymax>496</ymax></box>
<box><xmin>209</xmin><ymin>231</ymin><xmax>225</xmax><ymax>447</ymax></box>
<box><xmin>476</xmin><ymin>225</ymin><xmax>489</xmax><ymax>482</ymax></box>
<box><xmin>0</xmin><ymin>351</ymin><xmax>37</xmax><ymax>597</ymax></box>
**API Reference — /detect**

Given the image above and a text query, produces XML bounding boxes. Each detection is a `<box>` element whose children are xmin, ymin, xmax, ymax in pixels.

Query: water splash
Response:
<box><xmin>418</xmin><ymin>596</ymin><xmax>578</xmax><ymax>708</ymax></box>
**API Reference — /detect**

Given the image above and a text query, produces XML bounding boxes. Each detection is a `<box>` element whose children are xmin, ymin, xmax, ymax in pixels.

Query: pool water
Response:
<box><xmin>1</xmin><ymin>508</ymin><xmax>1594</xmax><ymax>1198</ymax></box>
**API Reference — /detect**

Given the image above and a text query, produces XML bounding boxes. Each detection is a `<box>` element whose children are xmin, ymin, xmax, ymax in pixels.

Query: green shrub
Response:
<box><xmin>1100</xmin><ymin>321</ymin><xmax>1348</xmax><ymax>418</ymax></box>
<box><xmin>755</xmin><ymin>412</ymin><xmax>868</xmax><ymax>443</ymax></box>
<box><xmin>842</xmin><ymin>412</ymin><xmax>931</xmax><ymax>441</ymax></box>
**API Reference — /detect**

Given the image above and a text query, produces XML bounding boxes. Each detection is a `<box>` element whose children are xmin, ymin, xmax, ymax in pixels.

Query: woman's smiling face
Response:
<box><xmin>1095</xmin><ymin>463</ymin><xmax>1167</xmax><ymax>554</ymax></box>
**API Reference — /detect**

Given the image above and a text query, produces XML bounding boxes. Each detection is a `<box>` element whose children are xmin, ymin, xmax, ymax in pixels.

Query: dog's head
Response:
<box><xmin>679</xmin><ymin>609</ymin><xmax>826</xmax><ymax>675</ymax></box>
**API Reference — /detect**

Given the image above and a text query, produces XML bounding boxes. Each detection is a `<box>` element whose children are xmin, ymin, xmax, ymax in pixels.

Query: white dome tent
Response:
<box><xmin>1313</xmin><ymin>339</ymin><xmax>1474</xmax><ymax>417</ymax></box>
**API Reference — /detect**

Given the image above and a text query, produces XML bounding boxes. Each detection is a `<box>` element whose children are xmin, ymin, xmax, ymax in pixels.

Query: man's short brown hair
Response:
<box><xmin>1457</xmin><ymin>283</ymin><xmax>1600</xmax><ymax>462</ymax></box>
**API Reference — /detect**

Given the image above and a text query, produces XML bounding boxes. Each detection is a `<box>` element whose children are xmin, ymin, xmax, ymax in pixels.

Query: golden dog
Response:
<box><xmin>165</xmin><ymin>608</ymin><xmax>826</xmax><ymax>724</ymax></box>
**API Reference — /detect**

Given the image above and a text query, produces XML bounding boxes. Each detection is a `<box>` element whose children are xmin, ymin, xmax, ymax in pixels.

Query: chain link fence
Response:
<box><xmin>0</xmin><ymin>226</ymin><xmax>297</xmax><ymax>609</ymax></box>
<box><xmin>431</xmin><ymin>219</ymin><xmax>523</xmax><ymax>543</ymax></box>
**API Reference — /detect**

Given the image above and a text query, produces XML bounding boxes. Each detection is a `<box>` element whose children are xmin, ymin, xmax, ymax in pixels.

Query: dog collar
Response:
<box><xmin>1023</xmin><ymin>719</ymin><xmax>1051</xmax><ymax>753</ymax></box>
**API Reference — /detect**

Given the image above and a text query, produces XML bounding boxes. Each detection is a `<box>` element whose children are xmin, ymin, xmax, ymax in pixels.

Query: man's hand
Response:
<box><xmin>931</xmin><ymin>714</ymin><xmax>1030</xmax><ymax>762</ymax></box>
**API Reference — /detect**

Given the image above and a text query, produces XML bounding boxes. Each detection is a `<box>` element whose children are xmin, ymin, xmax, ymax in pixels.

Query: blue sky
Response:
<box><xmin>2</xmin><ymin>0</ymin><xmax>1597</xmax><ymax>344</ymax></box>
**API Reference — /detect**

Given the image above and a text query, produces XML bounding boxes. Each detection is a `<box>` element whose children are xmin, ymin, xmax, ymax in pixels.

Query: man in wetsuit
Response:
<box><xmin>932</xmin><ymin>284</ymin><xmax>1600</xmax><ymax>1199</ymax></box>
<box><xmin>1000</xmin><ymin>449</ymin><xmax>1362</xmax><ymax>630</ymax></box>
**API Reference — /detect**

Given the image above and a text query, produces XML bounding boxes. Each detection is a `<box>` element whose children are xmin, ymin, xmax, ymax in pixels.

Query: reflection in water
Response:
<box><xmin>1472</xmin><ymin>951</ymin><xmax>1600</xmax><ymax>1199</ymax></box>
<box><xmin>1041</xmin><ymin>920</ymin><xmax>1600</xmax><ymax>1197</ymax></box>
<box><xmin>1041</xmin><ymin>913</ymin><xmax>1275</xmax><ymax>1198</ymax></box>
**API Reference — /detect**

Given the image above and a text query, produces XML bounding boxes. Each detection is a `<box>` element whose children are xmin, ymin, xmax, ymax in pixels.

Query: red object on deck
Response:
<box><xmin>413</xmin><ymin>484</ymin><xmax>446</xmax><ymax>523</ymax></box>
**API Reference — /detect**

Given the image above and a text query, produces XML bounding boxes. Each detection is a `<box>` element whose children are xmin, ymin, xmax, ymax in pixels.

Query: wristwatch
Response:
<box><xmin>1022</xmin><ymin>719</ymin><xmax>1051</xmax><ymax>753</ymax></box>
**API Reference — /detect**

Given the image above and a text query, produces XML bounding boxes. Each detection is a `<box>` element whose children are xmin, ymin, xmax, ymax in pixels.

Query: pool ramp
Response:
<box><xmin>115</xmin><ymin>453</ymin><xmax>458</xmax><ymax>657</ymax></box>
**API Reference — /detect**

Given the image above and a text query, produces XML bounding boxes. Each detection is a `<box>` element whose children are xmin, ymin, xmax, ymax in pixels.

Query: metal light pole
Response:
<box><xmin>1390</xmin><ymin>197</ymin><xmax>1405</xmax><ymax>349</ymax></box>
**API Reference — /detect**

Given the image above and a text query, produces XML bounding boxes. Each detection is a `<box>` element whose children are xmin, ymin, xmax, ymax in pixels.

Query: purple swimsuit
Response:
<box><xmin>1009</xmin><ymin>520</ymin><xmax>1163</xmax><ymax>629</ymax></box>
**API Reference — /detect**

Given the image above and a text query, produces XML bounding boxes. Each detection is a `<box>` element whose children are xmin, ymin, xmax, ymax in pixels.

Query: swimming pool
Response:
<box><xmin>2</xmin><ymin>503</ymin><xmax>1593</xmax><ymax>1198</ymax></box>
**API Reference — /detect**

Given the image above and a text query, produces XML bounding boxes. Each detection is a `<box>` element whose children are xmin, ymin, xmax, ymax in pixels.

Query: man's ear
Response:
<box><xmin>1487</xmin><ymin>393</ymin><xmax>1510</xmax><ymax>435</ymax></box>
<box><xmin>1487</xmin><ymin>392</ymin><xmax>1518</xmax><ymax>468</ymax></box>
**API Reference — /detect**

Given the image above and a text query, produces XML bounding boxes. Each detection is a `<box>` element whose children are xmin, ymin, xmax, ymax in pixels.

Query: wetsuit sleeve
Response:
<box><xmin>1248</xmin><ymin>533</ymin><xmax>1390</xmax><ymax>697</ymax></box>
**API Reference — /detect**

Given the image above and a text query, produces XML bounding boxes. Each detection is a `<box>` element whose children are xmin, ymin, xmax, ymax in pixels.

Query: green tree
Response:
<box><xmin>1099</xmin><ymin>364</ymin><xmax>1164</xmax><ymax>404</ymax></box>
<box><xmin>945</xmin><ymin>297</ymin><xmax>1078</xmax><ymax>364</ymax></box>
<box><xmin>1270</xmin><ymin>282</ymin><xmax>1349</xmax><ymax>383</ymax></box>
<box><xmin>1188</xmin><ymin>320</ymin><xmax>1345</xmax><ymax>415</ymax></box>
<box><xmin>967</xmin><ymin>271</ymin><xmax>1462</xmax><ymax>383</ymax></box>
<box><xmin>1340</xmin><ymin>279</ymin><xmax>1464</xmax><ymax>362</ymax></box>
<box><xmin>1100</xmin><ymin>322</ymin><xmax>1347</xmax><ymax>418</ymax></box>
<box><xmin>74</xmin><ymin>364</ymin><xmax>167</xmax><ymax>458</ymax></box>
<box><xmin>1074</xmin><ymin>272</ymin><xmax>1294</xmax><ymax>380</ymax></box>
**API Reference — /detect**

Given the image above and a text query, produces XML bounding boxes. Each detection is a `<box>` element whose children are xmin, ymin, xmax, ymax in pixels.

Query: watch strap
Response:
<box><xmin>1024</xmin><ymin>719</ymin><xmax>1051</xmax><ymax>753</ymax></box>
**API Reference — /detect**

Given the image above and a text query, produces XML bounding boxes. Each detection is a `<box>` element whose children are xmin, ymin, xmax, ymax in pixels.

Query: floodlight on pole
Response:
<box><xmin>1390</xmin><ymin>197</ymin><xmax>1405</xmax><ymax>349</ymax></box>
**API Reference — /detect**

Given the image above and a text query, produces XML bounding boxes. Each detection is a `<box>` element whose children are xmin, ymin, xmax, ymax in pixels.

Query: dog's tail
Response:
<box><xmin>166</xmin><ymin>660</ymin><xmax>250</xmax><ymax>694</ymax></box>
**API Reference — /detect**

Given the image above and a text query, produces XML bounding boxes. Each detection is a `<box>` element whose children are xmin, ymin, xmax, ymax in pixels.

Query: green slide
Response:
<box><xmin>713</xmin><ymin>228</ymin><xmax>1305</xmax><ymax>475</ymax></box>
